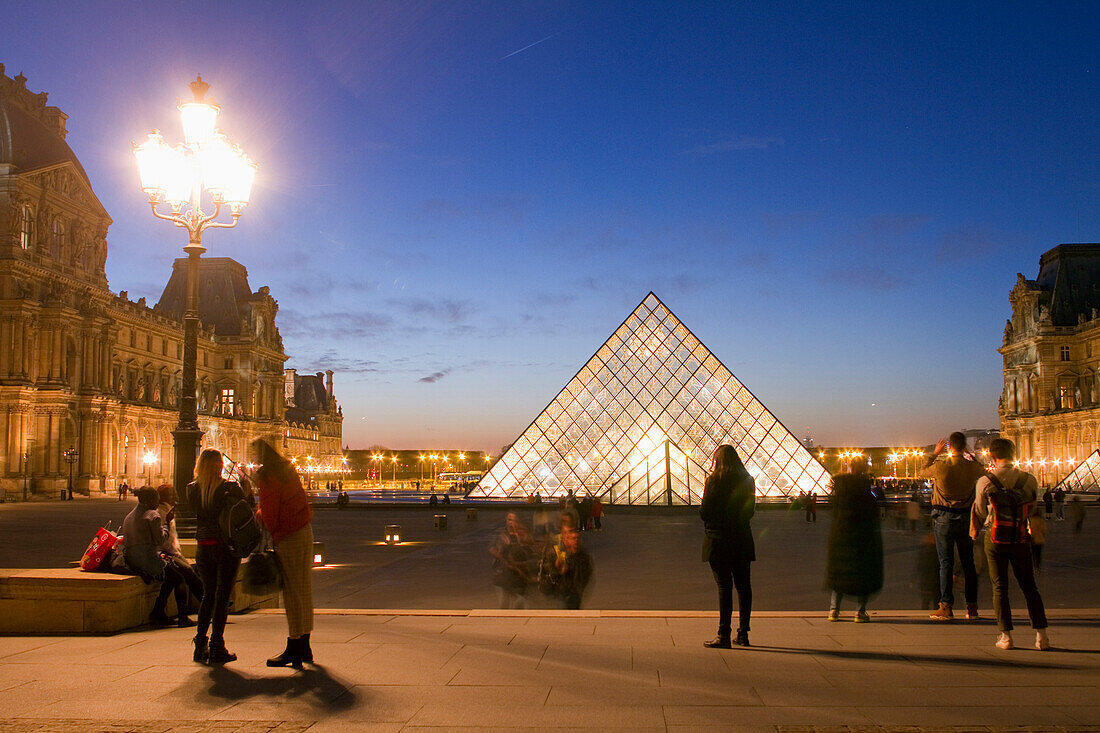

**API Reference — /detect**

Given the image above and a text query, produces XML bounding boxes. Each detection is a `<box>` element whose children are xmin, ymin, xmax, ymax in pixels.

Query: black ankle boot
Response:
<box><xmin>192</xmin><ymin>635</ymin><xmax>208</xmax><ymax>663</ymax></box>
<box><xmin>267</xmin><ymin>637</ymin><xmax>303</xmax><ymax>669</ymax></box>
<box><xmin>206</xmin><ymin>641</ymin><xmax>237</xmax><ymax>665</ymax></box>
<box><xmin>734</xmin><ymin>629</ymin><xmax>750</xmax><ymax>647</ymax></box>
<box><xmin>703</xmin><ymin>634</ymin><xmax>732</xmax><ymax>649</ymax></box>
<box><xmin>149</xmin><ymin>609</ymin><xmax>173</xmax><ymax>627</ymax></box>
<box><xmin>300</xmin><ymin>633</ymin><xmax>313</xmax><ymax>663</ymax></box>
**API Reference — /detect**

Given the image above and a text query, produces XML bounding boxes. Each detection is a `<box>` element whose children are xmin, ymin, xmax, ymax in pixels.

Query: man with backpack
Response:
<box><xmin>970</xmin><ymin>438</ymin><xmax>1050</xmax><ymax>651</ymax></box>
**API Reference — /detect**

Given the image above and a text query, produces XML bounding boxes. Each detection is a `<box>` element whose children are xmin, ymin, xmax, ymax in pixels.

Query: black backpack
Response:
<box><xmin>219</xmin><ymin>494</ymin><xmax>263</xmax><ymax>558</ymax></box>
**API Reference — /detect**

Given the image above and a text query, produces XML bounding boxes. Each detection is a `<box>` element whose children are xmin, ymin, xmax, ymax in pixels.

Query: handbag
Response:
<box><xmin>1028</xmin><ymin>513</ymin><xmax>1048</xmax><ymax>545</ymax></box>
<box><xmin>701</xmin><ymin>528</ymin><xmax>721</xmax><ymax>562</ymax></box>
<box><xmin>80</xmin><ymin>522</ymin><xmax>119</xmax><ymax>571</ymax></box>
<box><xmin>242</xmin><ymin>533</ymin><xmax>282</xmax><ymax>595</ymax></box>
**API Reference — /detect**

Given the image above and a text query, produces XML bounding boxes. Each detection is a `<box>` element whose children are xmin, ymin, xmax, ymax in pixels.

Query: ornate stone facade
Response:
<box><xmin>999</xmin><ymin>243</ymin><xmax>1100</xmax><ymax>485</ymax></box>
<box><xmin>0</xmin><ymin>66</ymin><xmax>342</xmax><ymax>497</ymax></box>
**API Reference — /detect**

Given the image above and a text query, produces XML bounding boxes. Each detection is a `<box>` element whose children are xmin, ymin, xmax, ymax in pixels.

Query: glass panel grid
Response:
<box><xmin>470</xmin><ymin>294</ymin><xmax>830</xmax><ymax>502</ymax></box>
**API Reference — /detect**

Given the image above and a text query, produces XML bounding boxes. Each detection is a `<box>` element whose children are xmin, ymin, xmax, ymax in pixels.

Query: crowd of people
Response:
<box><xmin>107</xmin><ymin>439</ymin><xmax>317</xmax><ymax>667</ymax></box>
<box><xmin>696</xmin><ymin>432</ymin><xmax>1058</xmax><ymax>652</ymax></box>
<box><xmin>488</xmin><ymin>492</ymin><xmax>598</xmax><ymax>609</ymax></box>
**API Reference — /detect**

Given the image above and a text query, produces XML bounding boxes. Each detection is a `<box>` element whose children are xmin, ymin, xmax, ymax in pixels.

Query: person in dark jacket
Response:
<box><xmin>825</xmin><ymin>456</ymin><xmax>883</xmax><ymax>622</ymax></box>
<box><xmin>700</xmin><ymin>444</ymin><xmax>756</xmax><ymax>648</ymax></box>
<box><xmin>184</xmin><ymin>449</ymin><xmax>245</xmax><ymax>665</ymax></box>
<box><xmin>252</xmin><ymin>439</ymin><xmax>315</xmax><ymax>669</ymax></box>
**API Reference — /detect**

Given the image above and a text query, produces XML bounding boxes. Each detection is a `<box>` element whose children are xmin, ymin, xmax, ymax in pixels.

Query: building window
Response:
<box><xmin>162</xmin><ymin>340</ymin><xmax>168</xmax><ymax>356</ymax></box>
<box><xmin>19</xmin><ymin>206</ymin><xmax>33</xmax><ymax>250</ymax></box>
<box><xmin>146</xmin><ymin>334</ymin><xmax>152</xmax><ymax>351</ymax></box>
<box><xmin>219</xmin><ymin>388</ymin><xmax>235</xmax><ymax>416</ymax></box>
<box><xmin>129</xmin><ymin>330</ymin><xmax>135</xmax><ymax>348</ymax></box>
<box><xmin>224</xmin><ymin>356</ymin><xmax>233</xmax><ymax>369</ymax></box>
<box><xmin>203</xmin><ymin>352</ymin><xmax>208</xmax><ymax>367</ymax></box>
<box><xmin>176</xmin><ymin>344</ymin><xmax>181</xmax><ymax>359</ymax></box>
<box><xmin>51</xmin><ymin>219</ymin><xmax>65</xmax><ymax>259</ymax></box>
<box><xmin>1088</xmin><ymin>341</ymin><xmax>1094</xmax><ymax>359</ymax></box>
<box><xmin>1061</xmin><ymin>345</ymin><xmax>1071</xmax><ymax>361</ymax></box>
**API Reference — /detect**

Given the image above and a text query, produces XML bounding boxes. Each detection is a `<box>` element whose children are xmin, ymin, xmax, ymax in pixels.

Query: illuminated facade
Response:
<box><xmin>470</xmin><ymin>293</ymin><xmax>831</xmax><ymax>504</ymax></box>
<box><xmin>999</xmin><ymin>243</ymin><xmax>1100</xmax><ymax>485</ymax></box>
<box><xmin>1055</xmin><ymin>449</ymin><xmax>1100</xmax><ymax>494</ymax></box>
<box><xmin>0</xmin><ymin>66</ymin><xmax>341</xmax><ymax>497</ymax></box>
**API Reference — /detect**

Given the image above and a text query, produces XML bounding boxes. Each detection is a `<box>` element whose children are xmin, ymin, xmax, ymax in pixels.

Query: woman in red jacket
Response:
<box><xmin>250</xmin><ymin>439</ymin><xmax>315</xmax><ymax>668</ymax></box>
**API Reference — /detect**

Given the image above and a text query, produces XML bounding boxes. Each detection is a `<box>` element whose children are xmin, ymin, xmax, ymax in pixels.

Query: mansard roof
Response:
<box><xmin>155</xmin><ymin>257</ymin><xmax>263</xmax><ymax>337</ymax></box>
<box><xmin>0</xmin><ymin>64</ymin><xmax>89</xmax><ymax>182</ymax></box>
<box><xmin>1035</xmin><ymin>243</ymin><xmax>1100</xmax><ymax>327</ymax></box>
<box><xmin>287</xmin><ymin>372</ymin><xmax>330</xmax><ymax>425</ymax></box>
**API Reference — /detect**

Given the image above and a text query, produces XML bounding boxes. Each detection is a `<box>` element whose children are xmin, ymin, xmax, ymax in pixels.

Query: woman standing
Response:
<box><xmin>251</xmin><ymin>439</ymin><xmax>315</xmax><ymax>669</ymax></box>
<box><xmin>700</xmin><ymin>444</ymin><xmax>756</xmax><ymax>648</ymax></box>
<box><xmin>185</xmin><ymin>450</ymin><xmax>245</xmax><ymax>664</ymax></box>
<box><xmin>825</xmin><ymin>456</ymin><xmax>883</xmax><ymax>622</ymax></box>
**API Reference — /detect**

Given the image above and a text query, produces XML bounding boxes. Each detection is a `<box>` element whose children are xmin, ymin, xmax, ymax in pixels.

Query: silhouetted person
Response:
<box><xmin>971</xmin><ymin>438</ymin><xmax>1050</xmax><ymax>651</ymax></box>
<box><xmin>1042</xmin><ymin>488</ymin><xmax>1053</xmax><ymax>520</ymax></box>
<box><xmin>1053</xmin><ymin>487</ymin><xmax>1065</xmax><ymax>520</ymax></box>
<box><xmin>826</xmin><ymin>456</ymin><xmax>883</xmax><ymax>622</ymax></box>
<box><xmin>490</xmin><ymin>513</ymin><xmax>535</xmax><ymax>608</ymax></box>
<box><xmin>700</xmin><ymin>444</ymin><xmax>755</xmax><ymax>648</ymax></box>
<box><xmin>919</xmin><ymin>432</ymin><xmax>986</xmax><ymax>622</ymax></box>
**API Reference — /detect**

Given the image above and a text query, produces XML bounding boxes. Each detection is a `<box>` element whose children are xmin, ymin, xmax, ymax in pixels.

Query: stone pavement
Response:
<box><xmin>1</xmin><ymin>609</ymin><xmax>1098</xmax><ymax>732</ymax></box>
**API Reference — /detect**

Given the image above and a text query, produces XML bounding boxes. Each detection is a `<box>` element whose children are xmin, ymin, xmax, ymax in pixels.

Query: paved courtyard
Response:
<box><xmin>1</xmin><ymin>499</ymin><xmax>1098</xmax><ymax>611</ymax></box>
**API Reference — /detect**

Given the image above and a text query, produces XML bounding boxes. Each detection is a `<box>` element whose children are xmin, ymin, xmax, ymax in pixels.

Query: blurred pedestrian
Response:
<box><xmin>251</xmin><ymin>439</ymin><xmax>315</xmax><ymax>669</ymax></box>
<box><xmin>700</xmin><ymin>444</ymin><xmax>755</xmax><ymax>648</ymax></box>
<box><xmin>490</xmin><ymin>512</ymin><xmax>535</xmax><ymax>608</ymax></box>
<box><xmin>971</xmin><ymin>438</ymin><xmax>1050</xmax><ymax>651</ymax></box>
<box><xmin>553</xmin><ymin>528</ymin><xmax>592</xmax><ymax>609</ymax></box>
<box><xmin>185</xmin><ymin>449</ymin><xmax>245</xmax><ymax>664</ymax></box>
<box><xmin>1070</xmin><ymin>496</ymin><xmax>1085</xmax><ymax>533</ymax></box>
<box><xmin>1053</xmin><ymin>486</ymin><xmax>1065</xmax><ymax>520</ymax></box>
<box><xmin>907</xmin><ymin>490</ymin><xmax>922</xmax><ymax>531</ymax></box>
<box><xmin>918</xmin><ymin>432</ymin><xmax>986</xmax><ymax>622</ymax></box>
<box><xmin>591</xmin><ymin>496</ymin><xmax>603</xmax><ymax>531</ymax></box>
<box><xmin>1042</xmin><ymin>488</ymin><xmax>1053</xmax><ymax>521</ymax></box>
<box><xmin>826</xmin><ymin>456</ymin><xmax>883</xmax><ymax>622</ymax></box>
<box><xmin>913</xmin><ymin>531</ymin><xmax>940</xmax><ymax>610</ymax></box>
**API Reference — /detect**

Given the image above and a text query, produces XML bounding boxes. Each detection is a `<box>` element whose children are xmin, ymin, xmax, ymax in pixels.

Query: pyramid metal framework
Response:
<box><xmin>470</xmin><ymin>293</ymin><xmax>831</xmax><ymax>504</ymax></box>
<box><xmin>1055</xmin><ymin>449</ymin><xmax>1100</xmax><ymax>494</ymax></box>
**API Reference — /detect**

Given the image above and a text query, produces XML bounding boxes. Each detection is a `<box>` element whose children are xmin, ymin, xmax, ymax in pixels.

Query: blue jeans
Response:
<box><xmin>931</xmin><ymin>508</ymin><xmax>977</xmax><ymax>606</ymax></box>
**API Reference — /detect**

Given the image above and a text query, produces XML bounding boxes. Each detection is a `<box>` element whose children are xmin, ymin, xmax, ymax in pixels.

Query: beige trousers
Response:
<box><xmin>275</xmin><ymin>524</ymin><xmax>314</xmax><ymax>638</ymax></box>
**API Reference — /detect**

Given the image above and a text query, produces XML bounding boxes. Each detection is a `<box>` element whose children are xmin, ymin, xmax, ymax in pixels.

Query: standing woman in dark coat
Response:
<box><xmin>185</xmin><ymin>449</ymin><xmax>246</xmax><ymax>664</ymax></box>
<box><xmin>825</xmin><ymin>455</ymin><xmax>883</xmax><ymax>622</ymax></box>
<box><xmin>700</xmin><ymin>444</ymin><xmax>756</xmax><ymax>648</ymax></box>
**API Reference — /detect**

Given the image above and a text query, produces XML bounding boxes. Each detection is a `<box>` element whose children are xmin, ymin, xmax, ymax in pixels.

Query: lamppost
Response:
<box><xmin>23</xmin><ymin>438</ymin><xmax>34</xmax><ymax>502</ymax></box>
<box><xmin>391</xmin><ymin>454</ymin><xmax>398</xmax><ymax>483</ymax></box>
<box><xmin>63</xmin><ymin>446</ymin><xmax>79</xmax><ymax>500</ymax></box>
<box><xmin>133</xmin><ymin>75</ymin><xmax>256</xmax><ymax>517</ymax></box>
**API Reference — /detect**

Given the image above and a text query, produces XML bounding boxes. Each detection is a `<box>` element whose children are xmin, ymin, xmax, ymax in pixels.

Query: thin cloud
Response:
<box><xmin>418</xmin><ymin>370</ymin><xmax>450</xmax><ymax>383</ymax></box>
<box><xmin>822</xmin><ymin>267</ymin><xmax>907</xmax><ymax>293</ymax></box>
<box><xmin>686</xmin><ymin>135</ymin><xmax>784</xmax><ymax>154</ymax></box>
<box><xmin>936</xmin><ymin>226</ymin><xmax>997</xmax><ymax>263</ymax></box>
<box><xmin>500</xmin><ymin>32</ymin><xmax>561</xmax><ymax>61</ymax></box>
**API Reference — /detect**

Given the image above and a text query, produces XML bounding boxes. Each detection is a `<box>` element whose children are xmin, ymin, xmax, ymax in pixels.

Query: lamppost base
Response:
<box><xmin>173</xmin><ymin>426</ymin><xmax>204</xmax><ymax>540</ymax></box>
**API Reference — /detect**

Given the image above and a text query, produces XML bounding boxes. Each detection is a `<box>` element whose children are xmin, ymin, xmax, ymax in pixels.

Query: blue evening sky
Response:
<box><xmin>4</xmin><ymin>2</ymin><xmax>1099</xmax><ymax>452</ymax></box>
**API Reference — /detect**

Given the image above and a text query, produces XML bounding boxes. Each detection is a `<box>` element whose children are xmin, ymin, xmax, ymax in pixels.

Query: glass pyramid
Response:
<box><xmin>1056</xmin><ymin>449</ymin><xmax>1100</xmax><ymax>494</ymax></box>
<box><xmin>470</xmin><ymin>293</ymin><xmax>831</xmax><ymax>503</ymax></box>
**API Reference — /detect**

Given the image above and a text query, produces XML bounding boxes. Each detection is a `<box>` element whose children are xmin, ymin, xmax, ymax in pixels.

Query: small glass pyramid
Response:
<box><xmin>470</xmin><ymin>293</ymin><xmax>831</xmax><ymax>503</ymax></box>
<box><xmin>1055</xmin><ymin>449</ymin><xmax>1100</xmax><ymax>494</ymax></box>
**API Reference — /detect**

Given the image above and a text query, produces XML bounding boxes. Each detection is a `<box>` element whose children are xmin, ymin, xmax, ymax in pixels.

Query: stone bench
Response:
<box><xmin>0</xmin><ymin>562</ymin><xmax>280</xmax><ymax>635</ymax></box>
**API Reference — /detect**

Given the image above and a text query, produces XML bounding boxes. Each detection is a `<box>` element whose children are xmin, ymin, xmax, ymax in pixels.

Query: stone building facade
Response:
<box><xmin>0</xmin><ymin>66</ymin><xmax>342</xmax><ymax>497</ymax></box>
<box><xmin>999</xmin><ymin>243</ymin><xmax>1100</xmax><ymax>485</ymax></box>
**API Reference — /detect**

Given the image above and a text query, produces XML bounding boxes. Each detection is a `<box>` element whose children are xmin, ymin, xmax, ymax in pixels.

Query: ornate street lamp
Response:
<box><xmin>133</xmin><ymin>76</ymin><xmax>256</xmax><ymax>516</ymax></box>
<box><xmin>143</xmin><ymin>451</ymin><xmax>158</xmax><ymax>487</ymax></box>
<box><xmin>62</xmin><ymin>446</ymin><xmax>79</xmax><ymax>500</ymax></box>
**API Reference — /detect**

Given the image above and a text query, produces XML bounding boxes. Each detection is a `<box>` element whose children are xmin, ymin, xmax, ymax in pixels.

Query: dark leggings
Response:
<box><xmin>709</xmin><ymin>557</ymin><xmax>752</xmax><ymax>635</ymax></box>
<box><xmin>985</xmin><ymin>537</ymin><xmax>1047</xmax><ymax>633</ymax></box>
<box><xmin>153</xmin><ymin>557</ymin><xmax>202</xmax><ymax>615</ymax></box>
<box><xmin>195</xmin><ymin>543</ymin><xmax>240</xmax><ymax>642</ymax></box>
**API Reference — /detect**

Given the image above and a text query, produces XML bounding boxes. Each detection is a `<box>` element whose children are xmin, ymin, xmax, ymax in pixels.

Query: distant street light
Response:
<box><xmin>62</xmin><ymin>446</ymin><xmax>80</xmax><ymax>500</ymax></box>
<box><xmin>133</xmin><ymin>75</ymin><xmax>256</xmax><ymax>516</ymax></box>
<box><xmin>143</xmin><ymin>451</ymin><xmax>158</xmax><ymax>486</ymax></box>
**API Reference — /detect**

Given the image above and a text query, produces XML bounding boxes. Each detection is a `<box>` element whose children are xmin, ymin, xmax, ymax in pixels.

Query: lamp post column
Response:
<box><xmin>173</xmin><ymin>240</ymin><xmax>206</xmax><ymax>525</ymax></box>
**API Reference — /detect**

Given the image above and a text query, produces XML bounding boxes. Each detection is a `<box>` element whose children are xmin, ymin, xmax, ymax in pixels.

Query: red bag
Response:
<box><xmin>80</xmin><ymin>522</ymin><xmax>119</xmax><ymax>571</ymax></box>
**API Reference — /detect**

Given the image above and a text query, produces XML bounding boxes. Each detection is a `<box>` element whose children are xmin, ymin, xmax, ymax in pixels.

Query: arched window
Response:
<box><xmin>51</xmin><ymin>219</ymin><xmax>65</xmax><ymax>260</ymax></box>
<box><xmin>19</xmin><ymin>206</ymin><xmax>34</xmax><ymax>250</ymax></box>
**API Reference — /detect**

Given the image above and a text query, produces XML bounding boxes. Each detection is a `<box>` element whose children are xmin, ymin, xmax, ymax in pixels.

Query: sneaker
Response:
<box><xmin>929</xmin><ymin>603</ymin><xmax>954</xmax><ymax>621</ymax></box>
<box><xmin>855</xmin><ymin>610</ymin><xmax>871</xmax><ymax>623</ymax></box>
<box><xmin>1035</xmin><ymin>629</ymin><xmax>1051</xmax><ymax>651</ymax></box>
<box><xmin>995</xmin><ymin>633</ymin><xmax>1013</xmax><ymax>650</ymax></box>
<box><xmin>827</xmin><ymin>609</ymin><xmax>839</xmax><ymax>622</ymax></box>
